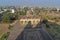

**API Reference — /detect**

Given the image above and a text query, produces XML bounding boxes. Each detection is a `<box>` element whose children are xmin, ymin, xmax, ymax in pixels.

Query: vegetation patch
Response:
<box><xmin>45</xmin><ymin>22</ymin><xmax>60</xmax><ymax>40</ymax></box>
<box><xmin>8</xmin><ymin>25</ymin><xmax>14</xmax><ymax>30</ymax></box>
<box><xmin>0</xmin><ymin>32</ymin><xmax>10</xmax><ymax>40</ymax></box>
<box><xmin>42</xmin><ymin>19</ymin><xmax>48</xmax><ymax>23</ymax></box>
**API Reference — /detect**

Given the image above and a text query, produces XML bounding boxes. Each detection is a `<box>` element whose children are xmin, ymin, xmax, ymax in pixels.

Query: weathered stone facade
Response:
<box><xmin>20</xmin><ymin>19</ymin><xmax>40</xmax><ymax>25</ymax></box>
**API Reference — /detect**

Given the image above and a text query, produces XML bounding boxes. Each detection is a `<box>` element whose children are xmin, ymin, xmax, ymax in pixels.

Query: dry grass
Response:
<box><xmin>0</xmin><ymin>23</ymin><xmax>10</xmax><ymax>38</ymax></box>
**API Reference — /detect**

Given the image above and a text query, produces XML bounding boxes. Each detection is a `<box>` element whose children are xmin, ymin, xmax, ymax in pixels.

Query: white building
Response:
<box><xmin>11</xmin><ymin>9</ymin><xmax>15</xmax><ymax>13</ymax></box>
<box><xmin>57</xmin><ymin>8</ymin><xmax>60</xmax><ymax>12</ymax></box>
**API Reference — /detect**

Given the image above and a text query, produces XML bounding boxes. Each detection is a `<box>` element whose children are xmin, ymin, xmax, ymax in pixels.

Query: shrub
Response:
<box><xmin>2</xmin><ymin>13</ymin><xmax>16</xmax><ymax>23</ymax></box>
<box><xmin>8</xmin><ymin>25</ymin><xmax>13</xmax><ymax>30</ymax></box>
<box><xmin>46</xmin><ymin>24</ymin><xmax>50</xmax><ymax>28</ymax></box>
<box><xmin>42</xmin><ymin>19</ymin><xmax>48</xmax><ymax>23</ymax></box>
<box><xmin>0</xmin><ymin>32</ymin><xmax>10</xmax><ymax>40</ymax></box>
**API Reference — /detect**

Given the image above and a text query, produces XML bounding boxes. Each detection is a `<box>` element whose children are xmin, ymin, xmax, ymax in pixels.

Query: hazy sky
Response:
<box><xmin>0</xmin><ymin>0</ymin><xmax>60</xmax><ymax>7</ymax></box>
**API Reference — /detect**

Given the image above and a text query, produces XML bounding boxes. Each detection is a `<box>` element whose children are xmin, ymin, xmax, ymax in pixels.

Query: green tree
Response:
<box><xmin>2</xmin><ymin>13</ymin><xmax>12</xmax><ymax>23</ymax></box>
<box><xmin>0</xmin><ymin>32</ymin><xmax>10</xmax><ymax>40</ymax></box>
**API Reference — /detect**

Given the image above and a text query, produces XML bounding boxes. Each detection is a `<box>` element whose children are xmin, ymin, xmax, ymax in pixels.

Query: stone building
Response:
<box><xmin>20</xmin><ymin>15</ymin><xmax>40</xmax><ymax>25</ymax></box>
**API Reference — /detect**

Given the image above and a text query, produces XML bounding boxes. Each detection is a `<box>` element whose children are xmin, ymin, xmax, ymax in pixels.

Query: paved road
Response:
<box><xmin>16</xmin><ymin>22</ymin><xmax>53</xmax><ymax>40</ymax></box>
<box><xmin>8</xmin><ymin>21</ymin><xmax>53</xmax><ymax>40</ymax></box>
<box><xmin>23</xmin><ymin>29</ymin><xmax>44</xmax><ymax>40</ymax></box>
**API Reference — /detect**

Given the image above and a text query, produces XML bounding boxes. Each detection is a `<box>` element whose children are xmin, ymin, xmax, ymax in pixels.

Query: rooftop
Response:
<box><xmin>20</xmin><ymin>15</ymin><xmax>41</xmax><ymax>19</ymax></box>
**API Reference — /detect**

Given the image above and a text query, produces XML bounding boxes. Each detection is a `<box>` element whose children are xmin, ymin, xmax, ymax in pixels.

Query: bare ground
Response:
<box><xmin>0</xmin><ymin>23</ymin><xmax>10</xmax><ymax>38</ymax></box>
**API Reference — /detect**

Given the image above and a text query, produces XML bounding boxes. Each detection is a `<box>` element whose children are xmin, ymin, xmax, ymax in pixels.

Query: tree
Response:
<box><xmin>2</xmin><ymin>13</ymin><xmax>11</xmax><ymax>23</ymax></box>
<box><xmin>2</xmin><ymin>13</ymin><xmax>16</xmax><ymax>23</ymax></box>
<box><xmin>0</xmin><ymin>32</ymin><xmax>10</xmax><ymax>40</ymax></box>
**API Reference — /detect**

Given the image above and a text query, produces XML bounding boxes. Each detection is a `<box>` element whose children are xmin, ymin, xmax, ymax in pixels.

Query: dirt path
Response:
<box><xmin>7</xmin><ymin>20</ymin><xmax>26</xmax><ymax>40</ymax></box>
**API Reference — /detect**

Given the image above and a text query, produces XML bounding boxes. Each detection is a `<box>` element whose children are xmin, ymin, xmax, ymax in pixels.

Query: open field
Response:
<box><xmin>0</xmin><ymin>23</ymin><xmax>9</xmax><ymax>38</ymax></box>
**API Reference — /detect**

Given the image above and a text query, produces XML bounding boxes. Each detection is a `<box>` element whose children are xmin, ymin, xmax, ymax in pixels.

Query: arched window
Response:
<box><xmin>21</xmin><ymin>21</ymin><xmax>23</xmax><ymax>24</ymax></box>
<box><xmin>28</xmin><ymin>21</ymin><xmax>31</xmax><ymax>24</ymax></box>
<box><xmin>33</xmin><ymin>21</ymin><xmax>35</xmax><ymax>24</ymax></box>
<box><xmin>37</xmin><ymin>20</ymin><xmax>39</xmax><ymax>23</ymax></box>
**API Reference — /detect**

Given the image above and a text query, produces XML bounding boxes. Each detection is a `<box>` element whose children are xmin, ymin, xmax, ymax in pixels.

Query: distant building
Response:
<box><xmin>20</xmin><ymin>15</ymin><xmax>40</xmax><ymax>25</ymax></box>
<box><xmin>0</xmin><ymin>9</ymin><xmax>15</xmax><ymax>14</ymax></box>
<box><xmin>3</xmin><ymin>9</ymin><xmax>15</xmax><ymax>13</ymax></box>
<box><xmin>31</xmin><ymin>8</ymin><xmax>34</xmax><ymax>12</ymax></box>
<box><xmin>11</xmin><ymin>9</ymin><xmax>15</xmax><ymax>13</ymax></box>
<box><xmin>57</xmin><ymin>8</ymin><xmax>60</xmax><ymax>12</ymax></box>
<box><xmin>3</xmin><ymin>9</ymin><xmax>7</xmax><ymax>11</ymax></box>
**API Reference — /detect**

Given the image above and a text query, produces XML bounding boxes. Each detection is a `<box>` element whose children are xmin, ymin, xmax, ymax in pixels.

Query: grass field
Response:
<box><xmin>45</xmin><ymin>21</ymin><xmax>60</xmax><ymax>40</ymax></box>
